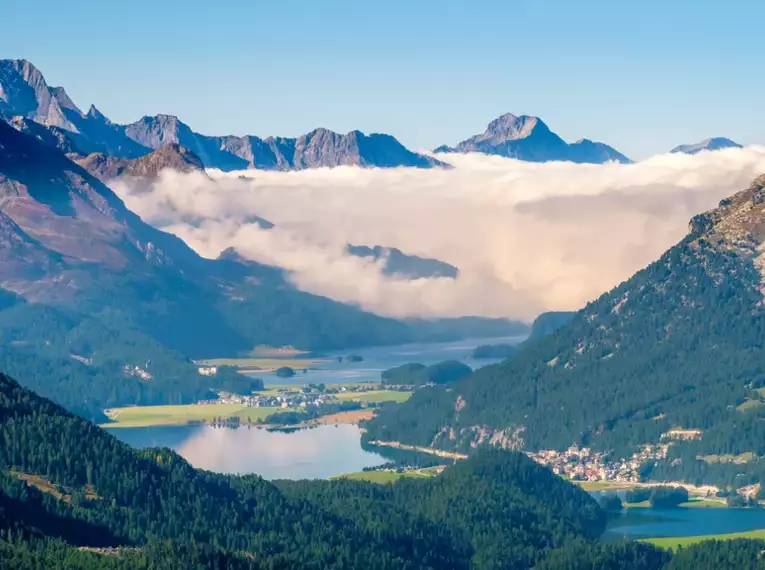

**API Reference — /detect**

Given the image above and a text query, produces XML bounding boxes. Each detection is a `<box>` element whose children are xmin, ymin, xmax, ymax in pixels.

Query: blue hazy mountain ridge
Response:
<box><xmin>435</xmin><ymin>113</ymin><xmax>632</xmax><ymax>164</ymax></box>
<box><xmin>0</xmin><ymin>59</ymin><xmax>444</xmax><ymax>171</ymax></box>
<box><xmin>670</xmin><ymin>137</ymin><xmax>743</xmax><ymax>155</ymax></box>
<box><xmin>346</xmin><ymin>244</ymin><xmax>460</xmax><ymax>279</ymax></box>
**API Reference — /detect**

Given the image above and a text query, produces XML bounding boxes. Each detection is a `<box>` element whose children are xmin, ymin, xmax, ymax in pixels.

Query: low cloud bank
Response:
<box><xmin>112</xmin><ymin>148</ymin><xmax>765</xmax><ymax>320</ymax></box>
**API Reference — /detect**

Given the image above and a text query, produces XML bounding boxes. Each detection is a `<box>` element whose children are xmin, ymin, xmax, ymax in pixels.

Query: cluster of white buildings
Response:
<box><xmin>123</xmin><ymin>364</ymin><xmax>152</xmax><ymax>381</ymax></box>
<box><xmin>527</xmin><ymin>444</ymin><xmax>668</xmax><ymax>483</ymax></box>
<box><xmin>200</xmin><ymin>388</ymin><xmax>335</xmax><ymax>410</ymax></box>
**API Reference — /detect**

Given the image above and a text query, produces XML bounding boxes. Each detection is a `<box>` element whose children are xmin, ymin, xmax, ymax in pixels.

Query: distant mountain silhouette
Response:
<box><xmin>0</xmin><ymin>59</ymin><xmax>445</xmax><ymax>171</ymax></box>
<box><xmin>347</xmin><ymin>244</ymin><xmax>459</xmax><ymax>279</ymax></box>
<box><xmin>670</xmin><ymin>137</ymin><xmax>743</xmax><ymax>155</ymax></box>
<box><xmin>435</xmin><ymin>113</ymin><xmax>631</xmax><ymax>164</ymax></box>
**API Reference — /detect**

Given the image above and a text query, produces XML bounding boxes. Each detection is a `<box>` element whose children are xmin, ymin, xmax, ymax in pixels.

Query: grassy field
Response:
<box><xmin>312</xmin><ymin>409</ymin><xmax>376</xmax><ymax>424</ymax></box>
<box><xmin>700</xmin><ymin>452</ymin><xmax>756</xmax><ymax>464</ymax></box>
<box><xmin>249</xmin><ymin>346</ymin><xmax>310</xmax><ymax>357</ymax></box>
<box><xmin>678</xmin><ymin>499</ymin><xmax>727</xmax><ymax>508</ymax></box>
<box><xmin>102</xmin><ymin>404</ymin><xmax>279</xmax><ymax>428</ymax></box>
<box><xmin>643</xmin><ymin>528</ymin><xmax>765</xmax><ymax>549</ymax></box>
<box><xmin>624</xmin><ymin>498</ymin><xmax>727</xmax><ymax>509</ymax></box>
<box><xmin>335</xmin><ymin>390</ymin><xmax>412</xmax><ymax>404</ymax></box>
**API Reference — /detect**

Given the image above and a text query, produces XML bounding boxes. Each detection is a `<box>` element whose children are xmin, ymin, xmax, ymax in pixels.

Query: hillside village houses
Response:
<box><xmin>526</xmin><ymin>443</ymin><xmax>668</xmax><ymax>483</ymax></box>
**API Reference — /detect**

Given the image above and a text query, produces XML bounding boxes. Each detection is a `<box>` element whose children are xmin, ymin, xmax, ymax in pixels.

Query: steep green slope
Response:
<box><xmin>365</xmin><ymin>176</ymin><xmax>765</xmax><ymax>462</ymax></box>
<box><xmin>0</xmin><ymin>371</ymin><xmax>619</xmax><ymax>569</ymax></box>
<box><xmin>279</xmin><ymin>450</ymin><xmax>605</xmax><ymax>569</ymax></box>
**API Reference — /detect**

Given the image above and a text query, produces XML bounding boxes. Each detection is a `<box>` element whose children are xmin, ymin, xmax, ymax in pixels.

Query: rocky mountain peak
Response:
<box><xmin>671</xmin><ymin>137</ymin><xmax>743</xmax><ymax>155</ymax></box>
<box><xmin>86</xmin><ymin>104</ymin><xmax>110</xmax><ymax>123</ymax></box>
<box><xmin>483</xmin><ymin>113</ymin><xmax>543</xmax><ymax>142</ymax></box>
<box><xmin>0</xmin><ymin>59</ymin><xmax>77</xmax><ymax>132</ymax></box>
<box><xmin>124</xmin><ymin>114</ymin><xmax>185</xmax><ymax>148</ymax></box>
<box><xmin>436</xmin><ymin>112</ymin><xmax>630</xmax><ymax>164</ymax></box>
<box><xmin>48</xmin><ymin>86</ymin><xmax>82</xmax><ymax>116</ymax></box>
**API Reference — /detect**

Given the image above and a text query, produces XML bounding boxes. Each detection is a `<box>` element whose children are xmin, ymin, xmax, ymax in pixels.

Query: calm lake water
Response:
<box><xmin>604</xmin><ymin>507</ymin><xmax>765</xmax><ymax>539</ymax></box>
<box><xmin>258</xmin><ymin>335</ymin><xmax>525</xmax><ymax>386</ymax></box>
<box><xmin>111</xmin><ymin>424</ymin><xmax>388</xmax><ymax>480</ymax></box>
<box><xmin>590</xmin><ymin>492</ymin><xmax>765</xmax><ymax>540</ymax></box>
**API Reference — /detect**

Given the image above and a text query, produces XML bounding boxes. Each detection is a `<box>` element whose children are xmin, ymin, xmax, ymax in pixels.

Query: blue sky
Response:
<box><xmin>3</xmin><ymin>0</ymin><xmax>762</xmax><ymax>159</ymax></box>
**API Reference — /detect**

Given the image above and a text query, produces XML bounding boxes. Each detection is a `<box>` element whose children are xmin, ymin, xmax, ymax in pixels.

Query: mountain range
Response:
<box><xmin>434</xmin><ymin>113</ymin><xmax>632</xmax><ymax>164</ymax></box>
<box><xmin>3</xmin><ymin>59</ymin><xmax>747</xmax><ymax>172</ymax></box>
<box><xmin>0</xmin><ymin>59</ymin><xmax>444</xmax><ymax>171</ymax></box>
<box><xmin>365</xmin><ymin>173</ymin><xmax>765</xmax><ymax>488</ymax></box>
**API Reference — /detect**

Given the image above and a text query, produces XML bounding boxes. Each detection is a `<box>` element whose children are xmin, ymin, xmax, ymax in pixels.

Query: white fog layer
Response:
<box><xmin>112</xmin><ymin>148</ymin><xmax>765</xmax><ymax>320</ymax></box>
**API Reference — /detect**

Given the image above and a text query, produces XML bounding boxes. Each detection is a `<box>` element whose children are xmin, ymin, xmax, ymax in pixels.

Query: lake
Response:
<box><xmin>604</xmin><ymin>507</ymin><xmax>765</xmax><ymax>540</ymax></box>
<box><xmin>590</xmin><ymin>491</ymin><xmax>765</xmax><ymax>540</ymax></box>
<box><xmin>110</xmin><ymin>336</ymin><xmax>519</xmax><ymax>479</ymax></box>
<box><xmin>111</xmin><ymin>423</ymin><xmax>389</xmax><ymax>480</ymax></box>
<box><xmin>258</xmin><ymin>335</ymin><xmax>525</xmax><ymax>386</ymax></box>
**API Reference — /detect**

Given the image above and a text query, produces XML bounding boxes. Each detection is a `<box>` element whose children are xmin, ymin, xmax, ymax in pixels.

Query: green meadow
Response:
<box><xmin>643</xmin><ymin>528</ymin><xmax>765</xmax><ymax>550</ymax></box>
<box><xmin>335</xmin><ymin>390</ymin><xmax>412</xmax><ymax>403</ymax></box>
<box><xmin>102</xmin><ymin>403</ymin><xmax>279</xmax><ymax>428</ymax></box>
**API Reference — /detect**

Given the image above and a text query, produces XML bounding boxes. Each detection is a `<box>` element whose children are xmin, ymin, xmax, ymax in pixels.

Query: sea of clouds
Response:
<box><xmin>111</xmin><ymin>148</ymin><xmax>765</xmax><ymax>321</ymax></box>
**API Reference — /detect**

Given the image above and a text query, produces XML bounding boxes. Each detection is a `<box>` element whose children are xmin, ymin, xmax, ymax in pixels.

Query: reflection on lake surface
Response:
<box><xmin>111</xmin><ymin>423</ymin><xmax>388</xmax><ymax>480</ymax></box>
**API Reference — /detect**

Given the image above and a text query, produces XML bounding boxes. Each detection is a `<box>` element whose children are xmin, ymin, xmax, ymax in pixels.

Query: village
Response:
<box><xmin>197</xmin><ymin>383</ymin><xmax>383</xmax><ymax>410</ymax></box>
<box><xmin>526</xmin><ymin>443</ymin><xmax>668</xmax><ymax>483</ymax></box>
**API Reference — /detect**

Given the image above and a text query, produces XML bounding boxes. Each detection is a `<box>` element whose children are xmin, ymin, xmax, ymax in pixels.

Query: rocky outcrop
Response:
<box><xmin>75</xmin><ymin>144</ymin><xmax>205</xmax><ymax>182</ymax></box>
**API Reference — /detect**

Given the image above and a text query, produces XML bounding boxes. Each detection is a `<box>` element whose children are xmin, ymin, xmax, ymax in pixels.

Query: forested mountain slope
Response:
<box><xmin>366</xmin><ymin>174</ymin><xmax>765</xmax><ymax>460</ymax></box>
<box><xmin>0</xmin><ymin>371</ymin><xmax>645</xmax><ymax>569</ymax></box>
